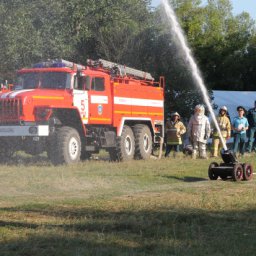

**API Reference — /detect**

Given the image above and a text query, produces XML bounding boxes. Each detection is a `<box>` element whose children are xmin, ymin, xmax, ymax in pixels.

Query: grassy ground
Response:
<box><xmin>0</xmin><ymin>153</ymin><xmax>256</xmax><ymax>255</ymax></box>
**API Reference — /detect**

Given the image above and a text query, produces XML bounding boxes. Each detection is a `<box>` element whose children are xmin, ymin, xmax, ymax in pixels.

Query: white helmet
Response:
<box><xmin>220</xmin><ymin>106</ymin><xmax>227</xmax><ymax>112</ymax></box>
<box><xmin>194</xmin><ymin>104</ymin><xmax>205</xmax><ymax>115</ymax></box>
<box><xmin>171</xmin><ymin>112</ymin><xmax>180</xmax><ymax>118</ymax></box>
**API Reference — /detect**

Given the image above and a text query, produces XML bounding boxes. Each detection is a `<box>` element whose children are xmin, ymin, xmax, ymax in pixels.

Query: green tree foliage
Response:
<box><xmin>0</xmin><ymin>0</ymin><xmax>152</xmax><ymax>78</ymax></box>
<box><xmin>61</xmin><ymin>0</ymin><xmax>152</xmax><ymax>64</ymax></box>
<box><xmin>195</xmin><ymin>1</ymin><xmax>255</xmax><ymax>91</ymax></box>
<box><xmin>152</xmin><ymin>0</ymin><xmax>210</xmax><ymax>118</ymax></box>
<box><xmin>152</xmin><ymin>0</ymin><xmax>256</xmax><ymax>118</ymax></box>
<box><xmin>0</xmin><ymin>0</ymin><xmax>76</xmax><ymax>79</ymax></box>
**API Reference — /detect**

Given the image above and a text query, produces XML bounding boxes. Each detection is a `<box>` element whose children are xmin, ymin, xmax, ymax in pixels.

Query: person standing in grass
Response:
<box><xmin>232</xmin><ymin>106</ymin><xmax>249</xmax><ymax>156</ymax></box>
<box><xmin>211</xmin><ymin>106</ymin><xmax>231</xmax><ymax>157</ymax></box>
<box><xmin>187</xmin><ymin>104</ymin><xmax>211</xmax><ymax>159</ymax></box>
<box><xmin>165</xmin><ymin>112</ymin><xmax>186</xmax><ymax>157</ymax></box>
<box><xmin>246</xmin><ymin>100</ymin><xmax>256</xmax><ymax>153</ymax></box>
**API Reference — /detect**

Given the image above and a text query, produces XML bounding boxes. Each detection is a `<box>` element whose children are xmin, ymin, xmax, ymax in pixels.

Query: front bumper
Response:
<box><xmin>0</xmin><ymin>125</ymin><xmax>49</xmax><ymax>136</ymax></box>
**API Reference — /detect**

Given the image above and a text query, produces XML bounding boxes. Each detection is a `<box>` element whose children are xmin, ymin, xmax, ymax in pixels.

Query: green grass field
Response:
<box><xmin>0</xmin><ymin>153</ymin><xmax>256</xmax><ymax>256</ymax></box>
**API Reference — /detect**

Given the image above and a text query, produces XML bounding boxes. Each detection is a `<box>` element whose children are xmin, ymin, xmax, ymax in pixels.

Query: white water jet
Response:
<box><xmin>161</xmin><ymin>0</ymin><xmax>227</xmax><ymax>150</ymax></box>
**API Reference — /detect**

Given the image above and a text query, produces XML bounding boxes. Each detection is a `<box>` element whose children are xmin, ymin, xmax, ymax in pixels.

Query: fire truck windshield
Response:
<box><xmin>15</xmin><ymin>72</ymin><xmax>71</xmax><ymax>90</ymax></box>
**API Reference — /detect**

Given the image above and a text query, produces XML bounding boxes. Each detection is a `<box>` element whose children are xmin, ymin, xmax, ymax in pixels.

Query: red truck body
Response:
<box><xmin>0</xmin><ymin>59</ymin><xmax>164</xmax><ymax>164</ymax></box>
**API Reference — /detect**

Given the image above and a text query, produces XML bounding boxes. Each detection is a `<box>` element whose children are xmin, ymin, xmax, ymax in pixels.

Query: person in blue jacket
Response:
<box><xmin>232</xmin><ymin>106</ymin><xmax>249</xmax><ymax>156</ymax></box>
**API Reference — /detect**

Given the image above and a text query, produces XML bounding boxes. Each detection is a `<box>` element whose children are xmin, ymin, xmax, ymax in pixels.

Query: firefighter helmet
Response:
<box><xmin>220</xmin><ymin>106</ymin><xmax>227</xmax><ymax>112</ymax></box>
<box><xmin>171</xmin><ymin>112</ymin><xmax>180</xmax><ymax>117</ymax></box>
<box><xmin>194</xmin><ymin>104</ymin><xmax>205</xmax><ymax>115</ymax></box>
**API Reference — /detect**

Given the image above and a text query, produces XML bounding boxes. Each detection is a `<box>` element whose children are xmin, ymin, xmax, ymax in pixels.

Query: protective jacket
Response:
<box><xmin>212</xmin><ymin>115</ymin><xmax>231</xmax><ymax>138</ymax></box>
<box><xmin>166</xmin><ymin>120</ymin><xmax>186</xmax><ymax>145</ymax></box>
<box><xmin>187</xmin><ymin>114</ymin><xmax>211</xmax><ymax>144</ymax></box>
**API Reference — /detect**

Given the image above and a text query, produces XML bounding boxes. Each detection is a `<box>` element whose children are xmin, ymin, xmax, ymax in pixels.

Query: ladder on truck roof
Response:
<box><xmin>87</xmin><ymin>59</ymin><xmax>154</xmax><ymax>81</ymax></box>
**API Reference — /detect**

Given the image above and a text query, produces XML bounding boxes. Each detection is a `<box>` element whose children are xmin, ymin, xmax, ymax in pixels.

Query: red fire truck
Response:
<box><xmin>0</xmin><ymin>59</ymin><xmax>164</xmax><ymax>164</ymax></box>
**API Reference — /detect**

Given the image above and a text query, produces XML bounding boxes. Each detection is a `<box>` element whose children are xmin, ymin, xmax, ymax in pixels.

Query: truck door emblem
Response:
<box><xmin>98</xmin><ymin>105</ymin><xmax>103</xmax><ymax>115</ymax></box>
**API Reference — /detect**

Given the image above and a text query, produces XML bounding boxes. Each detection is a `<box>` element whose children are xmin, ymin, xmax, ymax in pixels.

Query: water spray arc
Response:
<box><xmin>161</xmin><ymin>0</ymin><xmax>227</xmax><ymax>151</ymax></box>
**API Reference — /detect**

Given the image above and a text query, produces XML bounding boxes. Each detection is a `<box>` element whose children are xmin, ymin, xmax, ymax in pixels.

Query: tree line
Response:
<box><xmin>0</xmin><ymin>0</ymin><xmax>255</xmax><ymax>118</ymax></box>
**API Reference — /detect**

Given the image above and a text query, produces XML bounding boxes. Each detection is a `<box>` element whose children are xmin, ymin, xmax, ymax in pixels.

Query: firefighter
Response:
<box><xmin>165</xmin><ymin>112</ymin><xmax>186</xmax><ymax>157</ymax></box>
<box><xmin>187</xmin><ymin>105</ymin><xmax>211</xmax><ymax>159</ymax></box>
<box><xmin>211</xmin><ymin>106</ymin><xmax>231</xmax><ymax>157</ymax></box>
<box><xmin>232</xmin><ymin>106</ymin><xmax>249</xmax><ymax>156</ymax></box>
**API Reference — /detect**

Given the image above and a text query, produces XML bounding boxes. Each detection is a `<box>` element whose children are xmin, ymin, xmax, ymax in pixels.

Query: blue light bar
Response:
<box><xmin>32</xmin><ymin>59</ymin><xmax>85</xmax><ymax>71</ymax></box>
<box><xmin>52</xmin><ymin>62</ymin><xmax>66</xmax><ymax>67</ymax></box>
<box><xmin>33</xmin><ymin>63</ymin><xmax>45</xmax><ymax>68</ymax></box>
<box><xmin>32</xmin><ymin>61</ymin><xmax>54</xmax><ymax>68</ymax></box>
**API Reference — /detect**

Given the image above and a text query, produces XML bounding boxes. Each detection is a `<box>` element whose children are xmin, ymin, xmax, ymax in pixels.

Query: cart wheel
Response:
<box><xmin>208</xmin><ymin>162</ymin><xmax>219</xmax><ymax>180</ymax></box>
<box><xmin>232</xmin><ymin>164</ymin><xmax>243</xmax><ymax>181</ymax></box>
<box><xmin>243</xmin><ymin>163</ymin><xmax>253</xmax><ymax>181</ymax></box>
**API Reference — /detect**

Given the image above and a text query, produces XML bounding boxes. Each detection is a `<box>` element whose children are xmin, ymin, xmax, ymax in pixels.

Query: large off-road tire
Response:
<box><xmin>232</xmin><ymin>164</ymin><xmax>243</xmax><ymax>181</ymax></box>
<box><xmin>115</xmin><ymin>125</ymin><xmax>135</xmax><ymax>161</ymax></box>
<box><xmin>48</xmin><ymin>126</ymin><xmax>81</xmax><ymax>165</ymax></box>
<box><xmin>0</xmin><ymin>138</ymin><xmax>16</xmax><ymax>162</ymax></box>
<box><xmin>0</xmin><ymin>147</ymin><xmax>14</xmax><ymax>162</ymax></box>
<box><xmin>133</xmin><ymin>124</ymin><xmax>152</xmax><ymax>160</ymax></box>
<box><xmin>208</xmin><ymin>162</ymin><xmax>219</xmax><ymax>180</ymax></box>
<box><xmin>243</xmin><ymin>163</ymin><xmax>253</xmax><ymax>181</ymax></box>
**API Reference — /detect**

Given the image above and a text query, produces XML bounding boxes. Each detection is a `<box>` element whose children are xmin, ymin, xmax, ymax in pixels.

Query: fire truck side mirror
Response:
<box><xmin>160</xmin><ymin>76</ymin><xmax>165</xmax><ymax>89</ymax></box>
<box><xmin>77</xmin><ymin>75</ymin><xmax>90</xmax><ymax>90</ymax></box>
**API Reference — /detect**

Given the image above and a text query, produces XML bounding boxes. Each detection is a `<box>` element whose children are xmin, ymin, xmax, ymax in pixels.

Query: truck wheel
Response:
<box><xmin>208</xmin><ymin>162</ymin><xmax>218</xmax><ymax>180</ymax></box>
<box><xmin>0</xmin><ymin>138</ymin><xmax>16</xmax><ymax>162</ymax></box>
<box><xmin>243</xmin><ymin>163</ymin><xmax>253</xmax><ymax>181</ymax></box>
<box><xmin>0</xmin><ymin>148</ymin><xmax>14</xmax><ymax>162</ymax></box>
<box><xmin>116</xmin><ymin>125</ymin><xmax>135</xmax><ymax>161</ymax></box>
<box><xmin>133</xmin><ymin>124</ymin><xmax>152</xmax><ymax>159</ymax></box>
<box><xmin>232</xmin><ymin>164</ymin><xmax>243</xmax><ymax>181</ymax></box>
<box><xmin>48</xmin><ymin>126</ymin><xmax>81</xmax><ymax>165</ymax></box>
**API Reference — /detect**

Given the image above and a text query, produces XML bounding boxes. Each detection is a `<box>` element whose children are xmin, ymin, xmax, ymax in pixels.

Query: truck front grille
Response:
<box><xmin>0</xmin><ymin>98</ymin><xmax>23</xmax><ymax>123</ymax></box>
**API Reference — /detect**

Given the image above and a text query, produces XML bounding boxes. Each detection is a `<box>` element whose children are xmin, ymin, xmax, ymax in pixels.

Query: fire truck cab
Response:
<box><xmin>0</xmin><ymin>59</ymin><xmax>164</xmax><ymax>164</ymax></box>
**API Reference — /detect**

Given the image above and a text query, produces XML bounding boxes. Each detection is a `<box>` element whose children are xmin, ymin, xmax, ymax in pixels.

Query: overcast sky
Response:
<box><xmin>151</xmin><ymin>0</ymin><xmax>256</xmax><ymax>20</ymax></box>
